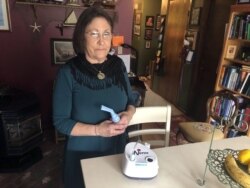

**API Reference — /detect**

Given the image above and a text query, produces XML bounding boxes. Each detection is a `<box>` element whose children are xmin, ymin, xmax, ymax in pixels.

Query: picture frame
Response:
<box><xmin>186</xmin><ymin>50</ymin><xmax>194</xmax><ymax>62</ymax></box>
<box><xmin>189</xmin><ymin>7</ymin><xmax>201</xmax><ymax>26</ymax></box>
<box><xmin>50</xmin><ymin>38</ymin><xmax>75</xmax><ymax>65</ymax></box>
<box><xmin>145</xmin><ymin>16</ymin><xmax>154</xmax><ymax>28</ymax></box>
<box><xmin>145</xmin><ymin>41</ymin><xmax>151</xmax><ymax>49</ymax></box>
<box><xmin>134</xmin><ymin>13</ymin><xmax>141</xmax><ymax>25</ymax></box>
<box><xmin>0</xmin><ymin>0</ymin><xmax>11</xmax><ymax>31</ymax></box>
<box><xmin>144</xmin><ymin>29</ymin><xmax>153</xmax><ymax>40</ymax></box>
<box><xmin>226</xmin><ymin>45</ymin><xmax>237</xmax><ymax>59</ymax></box>
<box><xmin>155</xmin><ymin>15</ymin><xmax>161</xmax><ymax>30</ymax></box>
<box><xmin>155</xmin><ymin>15</ymin><xmax>166</xmax><ymax>31</ymax></box>
<box><xmin>133</xmin><ymin>25</ymin><xmax>141</xmax><ymax>36</ymax></box>
<box><xmin>185</xmin><ymin>30</ymin><xmax>198</xmax><ymax>50</ymax></box>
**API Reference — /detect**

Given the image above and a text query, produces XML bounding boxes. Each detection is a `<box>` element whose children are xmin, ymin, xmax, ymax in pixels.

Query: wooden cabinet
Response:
<box><xmin>215</xmin><ymin>4</ymin><xmax>250</xmax><ymax>137</ymax></box>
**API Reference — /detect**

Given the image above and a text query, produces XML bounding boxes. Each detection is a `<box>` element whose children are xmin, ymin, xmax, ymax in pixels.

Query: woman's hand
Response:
<box><xmin>96</xmin><ymin>105</ymin><xmax>136</xmax><ymax>137</ymax></box>
<box><xmin>96</xmin><ymin>119</ymin><xmax>127</xmax><ymax>137</ymax></box>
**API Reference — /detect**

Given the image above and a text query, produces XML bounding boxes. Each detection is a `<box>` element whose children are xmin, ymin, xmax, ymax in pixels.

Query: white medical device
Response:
<box><xmin>122</xmin><ymin>142</ymin><xmax>159</xmax><ymax>179</ymax></box>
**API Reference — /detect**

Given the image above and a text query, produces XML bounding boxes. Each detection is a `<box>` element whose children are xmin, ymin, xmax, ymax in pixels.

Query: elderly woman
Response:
<box><xmin>53</xmin><ymin>6</ymin><xmax>136</xmax><ymax>188</ymax></box>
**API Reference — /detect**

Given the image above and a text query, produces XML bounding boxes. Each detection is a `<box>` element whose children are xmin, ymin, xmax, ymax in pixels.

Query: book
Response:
<box><xmin>228</xmin><ymin>129</ymin><xmax>238</xmax><ymax>138</ymax></box>
<box><xmin>219</xmin><ymin>66</ymin><xmax>226</xmax><ymax>86</ymax></box>
<box><xmin>227</xmin><ymin>128</ymin><xmax>239</xmax><ymax>138</ymax></box>
<box><xmin>241</xmin><ymin>107</ymin><xmax>250</xmax><ymax>132</ymax></box>
<box><xmin>222</xmin><ymin>66</ymin><xmax>238</xmax><ymax>88</ymax></box>
<box><xmin>241</xmin><ymin>75</ymin><xmax>250</xmax><ymax>95</ymax></box>
<box><xmin>239</xmin><ymin>72</ymin><xmax>250</xmax><ymax>93</ymax></box>
<box><xmin>238</xmin><ymin>18</ymin><xmax>246</xmax><ymax>39</ymax></box>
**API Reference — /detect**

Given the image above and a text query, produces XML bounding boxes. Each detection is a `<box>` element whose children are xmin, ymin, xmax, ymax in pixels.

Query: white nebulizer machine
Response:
<box><xmin>122</xmin><ymin>142</ymin><xmax>159</xmax><ymax>179</ymax></box>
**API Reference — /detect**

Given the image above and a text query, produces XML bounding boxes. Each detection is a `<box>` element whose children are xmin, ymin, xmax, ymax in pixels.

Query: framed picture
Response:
<box><xmin>133</xmin><ymin>25</ymin><xmax>141</xmax><ymax>36</ymax></box>
<box><xmin>0</xmin><ymin>0</ymin><xmax>11</xmax><ymax>31</ymax></box>
<box><xmin>155</xmin><ymin>15</ymin><xmax>166</xmax><ymax>31</ymax></box>
<box><xmin>144</xmin><ymin>29</ymin><xmax>153</xmax><ymax>40</ymax></box>
<box><xmin>145</xmin><ymin>16</ymin><xmax>154</xmax><ymax>27</ymax></box>
<box><xmin>155</xmin><ymin>15</ymin><xmax>161</xmax><ymax>30</ymax></box>
<box><xmin>226</xmin><ymin>45</ymin><xmax>237</xmax><ymax>59</ymax></box>
<box><xmin>185</xmin><ymin>30</ymin><xmax>198</xmax><ymax>50</ymax></box>
<box><xmin>189</xmin><ymin>7</ymin><xmax>201</xmax><ymax>26</ymax></box>
<box><xmin>50</xmin><ymin>38</ymin><xmax>75</xmax><ymax>65</ymax></box>
<box><xmin>134</xmin><ymin>13</ymin><xmax>141</xmax><ymax>25</ymax></box>
<box><xmin>186</xmin><ymin>50</ymin><xmax>194</xmax><ymax>62</ymax></box>
<box><xmin>145</xmin><ymin>41</ymin><xmax>151</xmax><ymax>49</ymax></box>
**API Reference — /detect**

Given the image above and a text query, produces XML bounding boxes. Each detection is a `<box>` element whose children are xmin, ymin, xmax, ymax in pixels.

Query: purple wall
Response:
<box><xmin>0</xmin><ymin>0</ymin><xmax>133</xmax><ymax>128</ymax></box>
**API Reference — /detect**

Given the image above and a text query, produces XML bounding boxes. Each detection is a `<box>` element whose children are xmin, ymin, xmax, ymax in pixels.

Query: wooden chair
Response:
<box><xmin>177</xmin><ymin>90</ymin><xmax>240</xmax><ymax>143</ymax></box>
<box><xmin>127</xmin><ymin>105</ymin><xmax>171</xmax><ymax>147</ymax></box>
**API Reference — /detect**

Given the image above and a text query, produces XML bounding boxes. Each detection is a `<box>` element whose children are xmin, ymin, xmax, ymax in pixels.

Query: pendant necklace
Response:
<box><xmin>92</xmin><ymin>63</ymin><xmax>105</xmax><ymax>80</ymax></box>
<box><xmin>97</xmin><ymin>71</ymin><xmax>105</xmax><ymax>80</ymax></box>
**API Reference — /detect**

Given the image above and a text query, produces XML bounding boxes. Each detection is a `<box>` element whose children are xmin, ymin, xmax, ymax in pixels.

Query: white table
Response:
<box><xmin>81</xmin><ymin>136</ymin><xmax>250</xmax><ymax>188</ymax></box>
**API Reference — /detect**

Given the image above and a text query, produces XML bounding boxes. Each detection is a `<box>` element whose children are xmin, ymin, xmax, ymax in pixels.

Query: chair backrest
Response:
<box><xmin>127</xmin><ymin>105</ymin><xmax>171</xmax><ymax>147</ymax></box>
<box><xmin>206</xmin><ymin>90</ymin><xmax>239</xmax><ymax>137</ymax></box>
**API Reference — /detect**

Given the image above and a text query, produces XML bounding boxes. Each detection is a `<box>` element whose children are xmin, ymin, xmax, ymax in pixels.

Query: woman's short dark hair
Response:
<box><xmin>73</xmin><ymin>6</ymin><xmax>114</xmax><ymax>55</ymax></box>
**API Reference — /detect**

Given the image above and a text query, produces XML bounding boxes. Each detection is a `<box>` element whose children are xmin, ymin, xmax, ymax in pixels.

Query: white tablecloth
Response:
<box><xmin>81</xmin><ymin>136</ymin><xmax>250</xmax><ymax>188</ymax></box>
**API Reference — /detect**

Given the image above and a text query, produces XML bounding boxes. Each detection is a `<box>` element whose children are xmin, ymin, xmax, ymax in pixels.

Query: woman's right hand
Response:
<box><xmin>96</xmin><ymin>120</ymin><xmax>127</xmax><ymax>137</ymax></box>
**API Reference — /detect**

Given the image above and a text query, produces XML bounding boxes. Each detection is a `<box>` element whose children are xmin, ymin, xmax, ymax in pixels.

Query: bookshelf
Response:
<box><xmin>215</xmin><ymin>4</ymin><xmax>250</xmax><ymax>137</ymax></box>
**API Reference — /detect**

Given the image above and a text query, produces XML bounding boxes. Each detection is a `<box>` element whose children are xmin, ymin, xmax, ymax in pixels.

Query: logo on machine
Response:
<box><xmin>133</xmin><ymin>148</ymin><xmax>148</xmax><ymax>155</ymax></box>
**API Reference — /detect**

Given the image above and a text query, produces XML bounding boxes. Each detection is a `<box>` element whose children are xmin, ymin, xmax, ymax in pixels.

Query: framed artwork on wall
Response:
<box><xmin>134</xmin><ymin>13</ymin><xmax>141</xmax><ymax>25</ymax></box>
<box><xmin>0</xmin><ymin>0</ymin><xmax>11</xmax><ymax>31</ymax></box>
<box><xmin>145</xmin><ymin>41</ymin><xmax>151</xmax><ymax>49</ymax></box>
<box><xmin>133</xmin><ymin>25</ymin><xmax>141</xmax><ymax>36</ymax></box>
<box><xmin>185</xmin><ymin>30</ymin><xmax>198</xmax><ymax>50</ymax></box>
<box><xmin>144</xmin><ymin>29</ymin><xmax>153</xmax><ymax>40</ymax></box>
<box><xmin>155</xmin><ymin>15</ymin><xmax>161</xmax><ymax>30</ymax></box>
<box><xmin>145</xmin><ymin>16</ymin><xmax>154</xmax><ymax>28</ymax></box>
<box><xmin>189</xmin><ymin>7</ymin><xmax>201</xmax><ymax>26</ymax></box>
<box><xmin>50</xmin><ymin>38</ymin><xmax>76</xmax><ymax>65</ymax></box>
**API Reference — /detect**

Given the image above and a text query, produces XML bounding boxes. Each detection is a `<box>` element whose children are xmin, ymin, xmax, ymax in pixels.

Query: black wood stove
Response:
<box><xmin>0</xmin><ymin>85</ymin><xmax>43</xmax><ymax>172</ymax></box>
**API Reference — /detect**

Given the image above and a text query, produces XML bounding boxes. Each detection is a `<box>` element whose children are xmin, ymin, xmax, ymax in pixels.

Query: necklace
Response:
<box><xmin>92</xmin><ymin>63</ymin><xmax>105</xmax><ymax>80</ymax></box>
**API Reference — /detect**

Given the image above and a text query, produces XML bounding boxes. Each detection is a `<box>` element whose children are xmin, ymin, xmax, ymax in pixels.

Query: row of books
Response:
<box><xmin>227</xmin><ymin>106</ymin><xmax>250</xmax><ymax>138</ymax></box>
<box><xmin>220</xmin><ymin>65</ymin><xmax>250</xmax><ymax>96</ymax></box>
<box><xmin>229</xmin><ymin>14</ymin><xmax>250</xmax><ymax>40</ymax></box>
<box><xmin>211</xmin><ymin>96</ymin><xmax>237</xmax><ymax>121</ymax></box>
<box><xmin>211</xmin><ymin>94</ymin><xmax>250</xmax><ymax>138</ymax></box>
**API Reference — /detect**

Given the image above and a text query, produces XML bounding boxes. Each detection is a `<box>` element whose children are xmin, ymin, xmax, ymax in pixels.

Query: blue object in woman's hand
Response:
<box><xmin>101</xmin><ymin>105</ymin><xmax>120</xmax><ymax>123</ymax></box>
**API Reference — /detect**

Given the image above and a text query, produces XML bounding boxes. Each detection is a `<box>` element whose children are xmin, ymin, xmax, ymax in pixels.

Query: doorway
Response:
<box><xmin>152</xmin><ymin>0</ymin><xmax>190</xmax><ymax>105</ymax></box>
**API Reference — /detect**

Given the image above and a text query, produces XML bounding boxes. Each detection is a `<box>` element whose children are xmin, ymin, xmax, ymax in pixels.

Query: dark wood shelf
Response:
<box><xmin>15</xmin><ymin>1</ymin><xmax>115</xmax><ymax>13</ymax></box>
<box><xmin>231</xmin><ymin>4</ymin><xmax>250</xmax><ymax>12</ymax></box>
<box><xmin>224</xmin><ymin>58</ymin><xmax>250</xmax><ymax>66</ymax></box>
<box><xmin>16</xmin><ymin>1</ymin><xmax>87</xmax><ymax>9</ymax></box>
<box><xmin>219</xmin><ymin>86</ymin><xmax>250</xmax><ymax>100</ymax></box>
<box><xmin>16</xmin><ymin>1</ymin><xmax>116</xmax><ymax>36</ymax></box>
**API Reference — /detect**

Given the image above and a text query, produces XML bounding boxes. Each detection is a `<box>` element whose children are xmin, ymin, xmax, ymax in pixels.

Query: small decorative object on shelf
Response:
<box><xmin>66</xmin><ymin>0</ymin><xmax>80</xmax><ymax>6</ymax></box>
<box><xmin>82</xmin><ymin>0</ymin><xmax>95</xmax><ymax>7</ymax></box>
<box><xmin>101</xmin><ymin>0</ymin><xmax>117</xmax><ymax>8</ymax></box>
<box><xmin>53</xmin><ymin>0</ymin><xmax>64</xmax><ymax>4</ymax></box>
<box><xmin>82</xmin><ymin>0</ymin><xmax>118</xmax><ymax>8</ymax></box>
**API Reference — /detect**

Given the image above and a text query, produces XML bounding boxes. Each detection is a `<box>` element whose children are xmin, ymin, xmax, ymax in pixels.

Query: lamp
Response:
<box><xmin>134</xmin><ymin>3</ymin><xmax>138</xmax><ymax>10</ymax></box>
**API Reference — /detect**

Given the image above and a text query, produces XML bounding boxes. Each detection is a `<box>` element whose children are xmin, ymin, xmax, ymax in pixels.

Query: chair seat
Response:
<box><xmin>179</xmin><ymin>122</ymin><xmax>224</xmax><ymax>142</ymax></box>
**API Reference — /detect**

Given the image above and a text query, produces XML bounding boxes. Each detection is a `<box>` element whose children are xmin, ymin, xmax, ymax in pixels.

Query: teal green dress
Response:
<box><xmin>53</xmin><ymin>54</ymin><xmax>136</xmax><ymax>188</ymax></box>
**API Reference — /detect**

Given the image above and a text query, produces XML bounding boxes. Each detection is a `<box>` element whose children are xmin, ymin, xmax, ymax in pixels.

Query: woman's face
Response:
<box><xmin>84</xmin><ymin>17</ymin><xmax>112</xmax><ymax>64</ymax></box>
